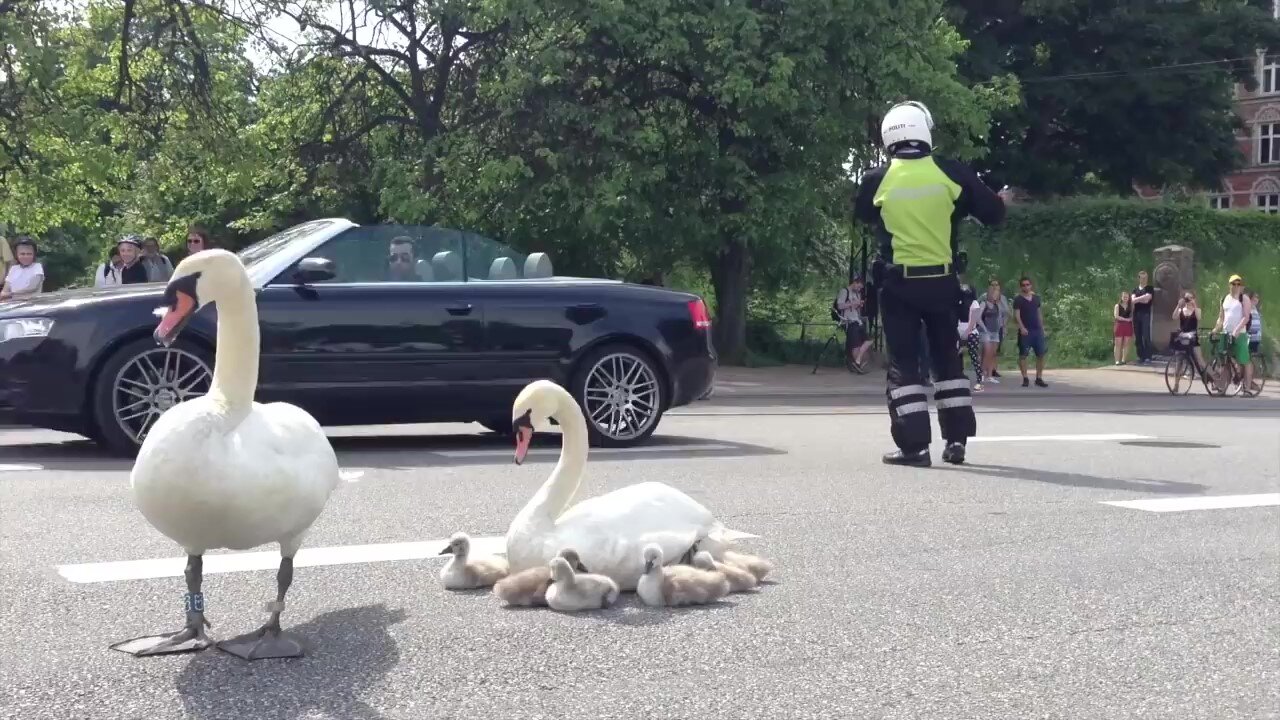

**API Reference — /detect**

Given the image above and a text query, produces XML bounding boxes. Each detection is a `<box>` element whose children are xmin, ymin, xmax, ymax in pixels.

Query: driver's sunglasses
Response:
<box><xmin>389</xmin><ymin>253</ymin><xmax>412</xmax><ymax>263</ymax></box>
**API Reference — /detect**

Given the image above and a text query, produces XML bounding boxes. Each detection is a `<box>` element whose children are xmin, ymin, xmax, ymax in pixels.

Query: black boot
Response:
<box><xmin>882</xmin><ymin>448</ymin><xmax>931</xmax><ymax>467</ymax></box>
<box><xmin>941</xmin><ymin>441</ymin><xmax>966</xmax><ymax>465</ymax></box>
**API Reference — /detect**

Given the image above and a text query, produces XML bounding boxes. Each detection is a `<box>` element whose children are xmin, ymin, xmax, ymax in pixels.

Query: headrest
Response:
<box><xmin>524</xmin><ymin>252</ymin><xmax>553</xmax><ymax>279</ymax></box>
<box><xmin>431</xmin><ymin>251</ymin><xmax>461</xmax><ymax>281</ymax></box>
<box><xmin>489</xmin><ymin>257</ymin><xmax>518</xmax><ymax>280</ymax></box>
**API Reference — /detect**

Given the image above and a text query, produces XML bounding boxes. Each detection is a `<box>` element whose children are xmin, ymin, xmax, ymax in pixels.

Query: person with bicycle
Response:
<box><xmin>1212</xmin><ymin>275</ymin><xmax>1255</xmax><ymax>396</ymax></box>
<box><xmin>1172</xmin><ymin>290</ymin><xmax>1206</xmax><ymax>374</ymax></box>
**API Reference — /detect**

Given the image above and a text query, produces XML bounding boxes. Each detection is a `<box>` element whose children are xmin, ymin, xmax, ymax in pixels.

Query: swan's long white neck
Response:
<box><xmin>206</xmin><ymin>281</ymin><xmax>259</xmax><ymax>420</ymax></box>
<box><xmin>518</xmin><ymin>391</ymin><xmax>589</xmax><ymax>526</ymax></box>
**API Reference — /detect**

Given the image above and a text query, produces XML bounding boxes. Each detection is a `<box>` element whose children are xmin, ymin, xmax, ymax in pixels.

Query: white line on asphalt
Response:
<box><xmin>0</xmin><ymin>463</ymin><xmax>44</xmax><ymax>472</ymax></box>
<box><xmin>969</xmin><ymin>433</ymin><xmax>1154</xmax><ymax>443</ymax></box>
<box><xmin>1101</xmin><ymin>493</ymin><xmax>1280</xmax><ymax>513</ymax></box>
<box><xmin>340</xmin><ymin>470</ymin><xmax>365</xmax><ymax>483</ymax></box>
<box><xmin>55</xmin><ymin>529</ymin><xmax>762</xmax><ymax>584</ymax></box>
<box><xmin>435</xmin><ymin>442</ymin><xmax>736</xmax><ymax>458</ymax></box>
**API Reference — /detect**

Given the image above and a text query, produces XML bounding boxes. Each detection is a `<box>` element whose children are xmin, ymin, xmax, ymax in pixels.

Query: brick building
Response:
<box><xmin>1136</xmin><ymin>2</ymin><xmax>1280</xmax><ymax>212</ymax></box>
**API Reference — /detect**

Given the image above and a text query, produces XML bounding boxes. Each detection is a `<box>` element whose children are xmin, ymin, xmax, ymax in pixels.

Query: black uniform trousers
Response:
<box><xmin>880</xmin><ymin>273</ymin><xmax>975</xmax><ymax>452</ymax></box>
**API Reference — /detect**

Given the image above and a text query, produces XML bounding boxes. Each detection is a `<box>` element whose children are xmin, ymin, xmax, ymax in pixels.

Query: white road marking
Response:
<box><xmin>56</xmin><ymin>529</ymin><xmax>762</xmax><ymax>584</ymax></box>
<box><xmin>435</xmin><ymin>442</ymin><xmax>736</xmax><ymax>458</ymax></box>
<box><xmin>0</xmin><ymin>463</ymin><xmax>44</xmax><ymax>472</ymax></box>
<box><xmin>1101</xmin><ymin>493</ymin><xmax>1280</xmax><ymax>513</ymax></box>
<box><xmin>969</xmin><ymin>433</ymin><xmax>1154</xmax><ymax>443</ymax></box>
<box><xmin>340</xmin><ymin>470</ymin><xmax>365</xmax><ymax>483</ymax></box>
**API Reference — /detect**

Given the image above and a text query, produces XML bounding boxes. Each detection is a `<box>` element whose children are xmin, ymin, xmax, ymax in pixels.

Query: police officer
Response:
<box><xmin>854</xmin><ymin>101</ymin><xmax>1006</xmax><ymax>467</ymax></box>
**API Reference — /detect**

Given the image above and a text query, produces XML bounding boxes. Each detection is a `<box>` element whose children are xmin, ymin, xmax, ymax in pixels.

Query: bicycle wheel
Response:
<box><xmin>1205</xmin><ymin>356</ymin><xmax>1229</xmax><ymax>397</ymax></box>
<box><xmin>1248</xmin><ymin>355</ymin><xmax>1267</xmax><ymax>395</ymax></box>
<box><xmin>1164</xmin><ymin>355</ymin><xmax>1192</xmax><ymax>395</ymax></box>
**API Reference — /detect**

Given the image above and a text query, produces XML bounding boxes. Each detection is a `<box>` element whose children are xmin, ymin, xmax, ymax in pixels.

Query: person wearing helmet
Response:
<box><xmin>115</xmin><ymin>235</ymin><xmax>151</xmax><ymax>285</ymax></box>
<box><xmin>854</xmin><ymin>100</ymin><xmax>1007</xmax><ymax>467</ymax></box>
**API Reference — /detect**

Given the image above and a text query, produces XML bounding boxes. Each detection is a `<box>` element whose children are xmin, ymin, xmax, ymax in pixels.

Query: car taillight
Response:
<box><xmin>688</xmin><ymin>298</ymin><xmax>712</xmax><ymax>330</ymax></box>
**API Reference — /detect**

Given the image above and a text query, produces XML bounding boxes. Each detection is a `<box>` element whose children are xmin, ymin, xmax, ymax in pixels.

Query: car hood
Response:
<box><xmin>0</xmin><ymin>283</ymin><xmax>167</xmax><ymax>317</ymax></box>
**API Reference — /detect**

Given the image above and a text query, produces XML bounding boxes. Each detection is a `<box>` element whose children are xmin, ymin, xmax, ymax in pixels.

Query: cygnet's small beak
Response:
<box><xmin>643</xmin><ymin>559</ymin><xmax>654</xmax><ymax>574</ymax></box>
<box><xmin>575</xmin><ymin>561</ymin><xmax>589</xmax><ymax>573</ymax></box>
<box><xmin>438</xmin><ymin>545</ymin><xmax>454</xmax><ymax>555</ymax></box>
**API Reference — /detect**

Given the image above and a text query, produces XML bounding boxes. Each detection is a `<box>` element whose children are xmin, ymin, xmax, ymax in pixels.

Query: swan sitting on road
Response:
<box><xmin>504</xmin><ymin>380</ymin><xmax>733</xmax><ymax>591</ymax></box>
<box><xmin>109</xmin><ymin>249</ymin><xmax>340</xmax><ymax>661</ymax></box>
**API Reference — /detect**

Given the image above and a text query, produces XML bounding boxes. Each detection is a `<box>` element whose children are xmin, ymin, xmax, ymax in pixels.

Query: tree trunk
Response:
<box><xmin>710</xmin><ymin>236</ymin><xmax>749</xmax><ymax>365</ymax></box>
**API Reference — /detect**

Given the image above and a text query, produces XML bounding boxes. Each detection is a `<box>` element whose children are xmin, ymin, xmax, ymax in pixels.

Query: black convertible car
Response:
<box><xmin>0</xmin><ymin>219</ymin><xmax>716</xmax><ymax>454</ymax></box>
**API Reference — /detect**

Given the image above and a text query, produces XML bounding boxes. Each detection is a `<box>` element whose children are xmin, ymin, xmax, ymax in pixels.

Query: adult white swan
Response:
<box><xmin>109</xmin><ymin>249</ymin><xmax>340</xmax><ymax>661</ymax></box>
<box><xmin>505</xmin><ymin>380</ymin><xmax>732</xmax><ymax>591</ymax></box>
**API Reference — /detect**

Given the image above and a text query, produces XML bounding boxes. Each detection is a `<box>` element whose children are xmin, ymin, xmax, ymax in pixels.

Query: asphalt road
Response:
<box><xmin>1</xmin><ymin>390</ymin><xmax>1277</xmax><ymax>720</ymax></box>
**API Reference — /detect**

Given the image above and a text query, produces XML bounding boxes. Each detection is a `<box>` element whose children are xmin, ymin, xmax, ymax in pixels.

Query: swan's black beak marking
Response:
<box><xmin>438</xmin><ymin>545</ymin><xmax>454</xmax><ymax>555</ymax></box>
<box><xmin>513</xmin><ymin>409</ymin><xmax>534</xmax><ymax>465</ymax></box>
<box><xmin>154</xmin><ymin>272</ymin><xmax>201</xmax><ymax>347</ymax></box>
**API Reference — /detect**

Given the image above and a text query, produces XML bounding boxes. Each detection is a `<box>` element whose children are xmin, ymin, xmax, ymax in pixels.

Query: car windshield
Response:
<box><xmin>236</xmin><ymin>219</ymin><xmax>343</xmax><ymax>271</ymax></box>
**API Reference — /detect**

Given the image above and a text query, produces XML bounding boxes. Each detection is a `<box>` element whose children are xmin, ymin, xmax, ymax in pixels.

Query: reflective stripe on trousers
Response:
<box><xmin>879</xmin><ymin>274</ymin><xmax>977</xmax><ymax>451</ymax></box>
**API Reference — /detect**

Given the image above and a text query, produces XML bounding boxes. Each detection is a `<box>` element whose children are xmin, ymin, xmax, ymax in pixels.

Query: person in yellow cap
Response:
<box><xmin>1213</xmin><ymin>274</ymin><xmax>1255</xmax><ymax>395</ymax></box>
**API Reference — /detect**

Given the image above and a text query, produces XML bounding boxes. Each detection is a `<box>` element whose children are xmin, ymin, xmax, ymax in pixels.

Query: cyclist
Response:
<box><xmin>854</xmin><ymin>100</ymin><xmax>1006</xmax><ymax>467</ymax></box>
<box><xmin>1212</xmin><ymin>274</ymin><xmax>1254</xmax><ymax>396</ymax></box>
<box><xmin>1172</xmin><ymin>290</ymin><xmax>1206</xmax><ymax>374</ymax></box>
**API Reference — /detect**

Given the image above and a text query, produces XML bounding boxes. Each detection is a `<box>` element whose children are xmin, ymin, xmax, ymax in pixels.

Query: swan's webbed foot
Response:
<box><xmin>678</xmin><ymin>541</ymin><xmax>700</xmax><ymax>565</ymax></box>
<box><xmin>110</xmin><ymin>608</ymin><xmax>213</xmax><ymax>656</ymax></box>
<box><xmin>112</xmin><ymin>557</ymin><xmax>213</xmax><ymax>657</ymax></box>
<box><xmin>219</xmin><ymin>557</ymin><xmax>305</xmax><ymax>660</ymax></box>
<box><xmin>217</xmin><ymin>623</ymin><xmax>305</xmax><ymax>661</ymax></box>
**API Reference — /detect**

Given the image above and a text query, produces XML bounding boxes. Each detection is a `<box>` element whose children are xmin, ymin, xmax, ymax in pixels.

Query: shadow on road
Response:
<box><xmin>176</xmin><ymin>604</ymin><xmax>405</xmax><ymax>720</ymax></box>
<box><xmin>946</xmin><ymin>463</ymin><xmax>1208</xmax><ymax>495</ymax></box>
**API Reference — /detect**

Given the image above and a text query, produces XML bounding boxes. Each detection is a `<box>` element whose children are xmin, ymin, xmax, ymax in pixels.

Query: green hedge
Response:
<box><xmin>958</xmin><ymin>198</ymin><xmax>1280</xmax><ymax>365</ymax></box>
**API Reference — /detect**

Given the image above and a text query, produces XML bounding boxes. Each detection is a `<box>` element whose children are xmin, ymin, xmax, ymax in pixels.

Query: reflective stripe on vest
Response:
<box><xmin>872</xmin><ymin>156</ymin><xmax>961</xmax><ymax>267</ymax></box>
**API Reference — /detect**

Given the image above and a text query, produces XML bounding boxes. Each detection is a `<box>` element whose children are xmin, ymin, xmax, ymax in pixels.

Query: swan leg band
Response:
<box><xmin>184</xmin><ymin>592</ymin><xmax>205</xmax><ymax>613</ymax></box>
<box><xmin>264</xmin><ymin>601</ymin><xmax>285</xmax><ymax>613</ymax></box>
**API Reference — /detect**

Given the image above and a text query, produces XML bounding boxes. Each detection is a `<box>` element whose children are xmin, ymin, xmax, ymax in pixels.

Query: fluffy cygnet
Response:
<box><xmin>723</xmin><ymin>550</ymin><xmax>773</xmax><ymax>581</ymax></box>
<box><xmin>692</xmin><ymin>550</ymin><xmax>757</xmax><ymax>592</ymax></box>
<box><xmin>493</xmin><ymin>549</ymin><xmax>589</xmax><ymax>607</ymax></box>
<box><xmin>544</xmin><ymin>557</ymin><xmax>620</xmax><ymax>612</ymax></box>
<box><xmin>439</xmin><ymin>532</ymin><xmax>509</xmax><ymax>589</ymax></box>
<box><xmin>637</xmin><ymin>544</ymin><xmax>730</xmax><ymax>607</ymax></box>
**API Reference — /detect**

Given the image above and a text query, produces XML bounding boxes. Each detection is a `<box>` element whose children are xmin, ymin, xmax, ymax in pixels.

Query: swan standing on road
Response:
<box><xmin>504</xmin><ymin>380</ymin><xmax>733</xmax><ymax>591</ymax></box>
<box><xmin>109</xmin><ymin>250</ymin><xmax>340</xmax><ymax>661</ymax></box>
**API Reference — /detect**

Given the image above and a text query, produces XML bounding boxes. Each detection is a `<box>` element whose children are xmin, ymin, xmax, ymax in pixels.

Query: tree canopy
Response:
<box><xmin>2</xmin><ymin>0</ymin><xmax>1275</xmax><ymax>360</ymax></box>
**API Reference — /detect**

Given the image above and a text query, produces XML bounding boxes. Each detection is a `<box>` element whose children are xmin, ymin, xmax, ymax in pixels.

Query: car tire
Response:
<box><xmin>570</xmin><ymin>342</ymin><xmax>666</xmax><ymax>448</ymax></box>
<box><xmin>90</xmin><ymin>336</ymin><xmax>214</xmax><ymax>457</ymax></box>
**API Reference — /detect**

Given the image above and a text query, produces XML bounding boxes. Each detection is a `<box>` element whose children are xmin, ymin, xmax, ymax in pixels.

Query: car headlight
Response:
<box><xmin>0</xmin><ymin>318</ymin><xmax>56</xmax><ymax>343</ymax></box>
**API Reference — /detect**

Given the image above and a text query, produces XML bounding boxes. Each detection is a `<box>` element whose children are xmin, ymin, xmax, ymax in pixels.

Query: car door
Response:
<box><xmin>253</xmin><ymin>225</ymin><xmax>486</xmax><ymax>426</ymax></box>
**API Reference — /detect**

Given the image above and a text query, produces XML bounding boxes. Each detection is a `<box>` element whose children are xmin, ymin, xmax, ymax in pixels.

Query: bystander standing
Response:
<box><xmin>0</xmin><ymin>236</ymin><xmax>45</xmax><ymax>300</ymax></box>
<box><xmin>1014</xmin><ymin>276</ymin><xmax>1049</xmax><ymax>388</ymax></box>
<box><xmin>1131</xmin><ymin>270</ymin><xmax>1155</xmax><ymax>365</ymax></box>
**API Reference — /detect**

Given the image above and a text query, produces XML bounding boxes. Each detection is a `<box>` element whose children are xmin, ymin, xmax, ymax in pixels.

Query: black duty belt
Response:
<box><xmin>901</xmin><ymin>263</ymin><xmax>952</xmax><ymax>279</ymax></box>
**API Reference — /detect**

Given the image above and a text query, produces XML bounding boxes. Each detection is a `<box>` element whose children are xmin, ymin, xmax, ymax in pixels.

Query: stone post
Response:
<box><xmin>1152</xmin><ymin>245</ymin><xmax>1195</xmax><ymax>353</ymax></box>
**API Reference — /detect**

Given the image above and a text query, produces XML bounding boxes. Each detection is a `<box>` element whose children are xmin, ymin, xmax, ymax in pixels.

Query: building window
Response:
<box><xmin>1209</xmin><ymin>195</ymin><xmax>1231</xmax><ymax>210</ymax></box>
<box><xmin>1265</xmin><ymin>54</ymin><xmax>1280</xmax><ymax>94</ymax></box>
<box><xmin>1258</xmin><ymin>194</ymin><xmax>1280</xmax><ymax>213</ymax></box>
<box><xmin>1261</xmin><ymin>122</ymin><xmax>1280</xmax><ymax>165</ymax></box>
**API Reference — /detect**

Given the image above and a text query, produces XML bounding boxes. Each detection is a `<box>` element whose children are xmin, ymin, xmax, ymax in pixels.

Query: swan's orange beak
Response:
<box><xmin>514</xmin><ymin>425</ymin><xmax>533</xmax><ymax>465</ymax></box>
<box><xmin>154</xmin><ymin>291</ymin><xmax>196</xmax><ymax>347</ymax></box>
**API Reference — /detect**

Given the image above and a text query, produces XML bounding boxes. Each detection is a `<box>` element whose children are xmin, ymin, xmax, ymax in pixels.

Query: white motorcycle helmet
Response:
<box><xmin>880</xmin><ymin>101</ymin><xmax>934</xmax><ymax>152</ymax></box>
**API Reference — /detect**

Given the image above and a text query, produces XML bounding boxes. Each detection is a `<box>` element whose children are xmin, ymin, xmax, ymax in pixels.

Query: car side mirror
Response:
<box><xmin>294</xmin><ymin>257</ymin><xmax>336</xmax><ymax>284</ymax></box>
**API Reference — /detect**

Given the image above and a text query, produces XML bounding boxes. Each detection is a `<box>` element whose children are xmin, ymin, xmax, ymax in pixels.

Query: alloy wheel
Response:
<box><xmin>112</xmin><ymin>347</ymin><xmax>212</xmax><ymax>444</ymax></box>
<box><xmin>582</xmin><ymin>352</ymin><xmax>660</xmax><ymax>441</ymax></box>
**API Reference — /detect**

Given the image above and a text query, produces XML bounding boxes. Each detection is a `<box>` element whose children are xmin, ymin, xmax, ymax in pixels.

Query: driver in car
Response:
<box><xmin>387</xmin><ymin>237</ymin><xmax>423</xmax><ymax>282</ymax></box>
